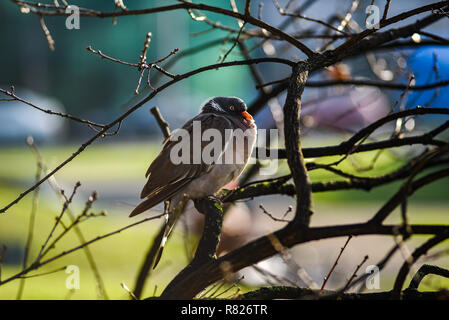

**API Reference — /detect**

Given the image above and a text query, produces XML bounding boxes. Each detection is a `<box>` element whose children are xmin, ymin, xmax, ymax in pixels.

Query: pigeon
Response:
<box><xmin>130</xmin><ymin>96</ymin><xmax>257</xmax><ymax>267</ymax></box>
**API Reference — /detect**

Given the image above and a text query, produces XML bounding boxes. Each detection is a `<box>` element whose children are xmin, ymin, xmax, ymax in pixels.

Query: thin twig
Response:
<box><xmin>39</xmin><ymin>15</ymin><xmax>55</xmax><ymax>51</ymax></box>
<box><xmin>36</xmin><ymin>182</ymin><xmax>81</xmax><ymax>262</ymax></box>
<box><xmin>121</xmin><ymin>282</ymin><xmax>138</xmax><ymax>300</ymax></box>
<box><xmin>18</xmin><ymin>266</ymin><xmax>67</xmax><ymax>279</ymax></box>
<box><xmin>220</xmin><ymin>22</ymin><xmax>246</xmax><ymax>63</ymax></box>
<box><xmin>259</xmin><ymin>204</ymin><xmax>291</xmax><ymax>223</ymax></box>
<box><xmin>0</xmin><ymin>87</ymin><xmax>105</xmax><ymax>129</ymax></box>
<box><xmin>26</xmin><ymin>139</ymin><xmax>109</xmax><ymax>299</ymax></box>
<box><xmin>341</xmin><ymin>255</ymin><xmax>369</xmax><ymax>292</ymax></box>
<box><xmin>149</xmin><ymin>107</ymin><xmax>170</xmax><ymax>139</ymax></box>
<box><xmin>16</xmin><ymin>136</ymin><xmax>43</xmax><ymax>300</ymax></box>
<box><xmin>0</xmin><ymin>213</ymin><xmax>166</xmax><ymax>286</ymax></box>
<box><xmin>321</xmin><ymin>236</ymin><xmax>352</xmax><ymax>291</ymax></box>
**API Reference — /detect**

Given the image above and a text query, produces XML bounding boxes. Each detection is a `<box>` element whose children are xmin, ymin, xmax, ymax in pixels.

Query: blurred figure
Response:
<box><xmin>302</xmin><ymin>63</ymin><xmax>390</xmax><ymax>134</ymax></box>
<box><xmin>301</xmin><ymin>86</ymin><xmax>390</xmax><ymax>133</ymax></box>
<box><xmin>407</xmin><ymin>46</ymin><xmax>449</xmax><ymax>109</ymax></box>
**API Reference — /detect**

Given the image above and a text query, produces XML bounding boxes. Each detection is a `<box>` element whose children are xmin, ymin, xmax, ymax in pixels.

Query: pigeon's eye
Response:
<box><xmin>229</xmin><ymin>105</ymin><xmax>235</xmax><ymax>111</ymax></box>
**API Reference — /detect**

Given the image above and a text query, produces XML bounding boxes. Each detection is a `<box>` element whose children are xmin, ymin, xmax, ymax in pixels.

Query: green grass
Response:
<box><xmin>0</xmin><ymin>183</ymin><xmax>191</xmax><ymax>299</ymax></box>
<box><xmin>0</xmin><ymin>141</ymin><xmax>161</xmax><ymax>182</ymax></box>
<box><xmin>0</xmin><ymin>141</ymin><xmax>448</xmax><ymax>299</ymax></box>
<box><xmin>0</xmin><ymin>141</ymin><xmax>188</xmax><ymax>299</ymax></box>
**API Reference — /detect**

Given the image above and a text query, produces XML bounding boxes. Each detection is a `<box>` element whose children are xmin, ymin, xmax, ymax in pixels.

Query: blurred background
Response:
<box><xmin>0</xmin><ymin>0</ymin><xmax>448</xmax><ymax>299</ymax></box>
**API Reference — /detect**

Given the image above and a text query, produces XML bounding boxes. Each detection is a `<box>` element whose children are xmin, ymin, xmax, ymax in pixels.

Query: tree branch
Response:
<box><xmin>408</xmin><ymin>264</ymin><xmax>449</xmax><ymax>290</ymax></box>
<box><xmin>160</xmin><ymin>197</ymin><xmax>224</xmax><ymax>299</ymax></box>
<box><xmin>282</xmin><ymin>62</ymin><xmax>312</xmax><ymax>227</ymax></box>
<box><xmin>391</xmin><ymin>231</ymin><xmax>449</xmax><ymax>299</ymax></box>
<box><xmin>236</xmin><ymin>285</ymin><xmax>449</xmax><ymax>300</ymax></box>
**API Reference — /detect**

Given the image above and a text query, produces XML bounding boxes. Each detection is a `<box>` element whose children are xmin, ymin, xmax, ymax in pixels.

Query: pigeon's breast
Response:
<box><xmin>184</xmin><ymin>124</ymin><xmax>257</xmax><ymax>199</ymax></box>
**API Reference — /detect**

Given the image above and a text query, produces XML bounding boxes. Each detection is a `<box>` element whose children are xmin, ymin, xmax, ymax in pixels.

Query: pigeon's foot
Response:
<box><xmin>193</xmin><ymin>196</ymin><xmax>224</xmax><ymax>215</ymax></box>
<box><xmin>210</xmin><ymin>194</ymin><xmax>223</xmax><ymax>202</ymax></box>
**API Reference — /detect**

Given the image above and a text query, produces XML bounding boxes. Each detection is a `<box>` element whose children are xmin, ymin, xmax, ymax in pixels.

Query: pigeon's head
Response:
<box><xmin>201</xmin><ymin>96</ymin><xmax>253</xmax><ymax>121</ymax></box>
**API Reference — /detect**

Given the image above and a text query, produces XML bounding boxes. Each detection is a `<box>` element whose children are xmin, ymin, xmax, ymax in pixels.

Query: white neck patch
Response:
<box><xmin>209</xmin><ymin>99</ymin><xmax>224</xmax><ymax>112</ymax></box>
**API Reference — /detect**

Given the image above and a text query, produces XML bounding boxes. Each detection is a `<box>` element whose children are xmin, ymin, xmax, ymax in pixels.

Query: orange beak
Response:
<box><xmin>241</xmin><ymin>111</ymin><xmax>253</xmax><ymax>121</ymax></box>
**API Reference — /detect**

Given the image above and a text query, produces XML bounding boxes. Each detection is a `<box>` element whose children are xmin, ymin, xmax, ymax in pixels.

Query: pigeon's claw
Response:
<box><xmin>210</xmin><ymin>194</ymin><xmax>223</xmax><ymax>202</ymax></box>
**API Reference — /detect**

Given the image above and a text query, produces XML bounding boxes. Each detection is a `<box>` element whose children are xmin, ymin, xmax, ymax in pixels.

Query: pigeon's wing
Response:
<box><xmin>129</xmin><ymin>113</ymin><xmax>232</xmax><ymax>217</ymax></box>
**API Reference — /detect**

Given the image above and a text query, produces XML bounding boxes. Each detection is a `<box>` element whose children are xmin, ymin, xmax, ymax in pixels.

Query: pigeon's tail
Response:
<box><xmin>129</xmin><ymin>199</ymin><xmax>157</xmax><ymax>217</ymax></box>
<box><xmin>153</xmin><ymin>243</ymin><xmax>165</xmax><ymax>270</ymax></box>
<box><xmin>153</xmin><ymin>218</ymin><xmax>172</xmax><ymax>269</ymax></box>
<box><xmin>152</xmin><ymin>195</ymin><xmax>188</xmax><ymax>269</ymax></box>
<box><xmin>130</xmin><ymin>179</ymin><xmax>190</xmax><ymax>217</ymax></box>
<box><xmin>129</xmin><ymin>191</ymin><xmax>172</xmax><ymax>217</ymax></box>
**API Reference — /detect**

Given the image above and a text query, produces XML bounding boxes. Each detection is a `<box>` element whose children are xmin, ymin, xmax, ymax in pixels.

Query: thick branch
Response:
<box><xmin>408</xmin><ymin>264</ymin><xmax>449</xmax><ymax>290</ymax></box>
<box><xmin>269</xmin><ymin>108</ymin><xmax>449</xmax><ymax>160</ymax></box>
<box><xmin>133</xmin><ymin>225</ymin><xmax>165</xmax><ymax>300</ymax></box>
<box><xmin>236</xmin><ymin>286</ymin><xmax>449</xmax><ymax>300</ymax></box>
<box><xmin>150</xmin><ymin>222</ymin><xmax>449</xmax><ymax>299</ymax></box>
<box><xmin>282</xmin><ymin>62</ymin><xmax>312</xmax><ymax>227</ymax></box>
<box><xmin>160</xmin><ymin>197</ymin><xmax>224</xmax><ymax>299</ymax></box>
<box><xmin>225</xmin><ymin>157</ymin><xmax>449</xmax><ymax>210</ymax></box>
<box><xmin>149</xmin><ymin>106</ymin><xmax>170</xmax><ymax>139</ymax></box>
<box><xmin>305</xmin><ymin>79</ymin><xmax>449</xmax><ymax>91</ymax></box>
<box><xmin>333</xmin><ymin>1</ymin><xmax>449</xmax><ymax>55</ymax></box>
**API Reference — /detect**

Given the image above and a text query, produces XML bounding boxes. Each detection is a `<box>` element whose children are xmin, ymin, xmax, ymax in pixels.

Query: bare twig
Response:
<box><xmin>39</xmin><ymin>15</ymin><xmax>55</xmax><ymax>51</ymax></box>
<box><xmin>120</xmin><ymin>282</ymin><xmax>138</xmax><ymax>300</ymax></box>
<box><xmin>0</xmin><ymin>87</ymin><xmax>105</xmax><ymax>130</ymax></box>
<box><xmin>321</xmin><ymin>236</ymin><xmax>352</xmax><ymax>291</ymax></box>
<box><xmin>36</xmin><ymin>182</ymin><xmax>81</xmax><ymax>262</ymax></box>
<box><xmin>258</xmin><ymin>204</ymin><xmax>290</xmax><ymax>223</ymax></box>
<box><xmin>0</xmin><ymin>213</ymin><xmax>166</xmax><ymax>286</ymax></box>
<box><xmin>382</xmin><ymin>0</ymin><xmax>392</xmax><ymax>21</ymax></box>
<box><xmin>220</xmin><ymin>22</ymin><xmax>246</xmax><ymax>63</ymax></box>
<box><xmin>149</xmin><ymin>107</ymin><xmax>170</xmax><ymax>139</ymax></box>
<box><xmin>341</xmin><ymin>255</ymin><xmax>369</xmax><ymax>292</ymax></box>
<box><xmin>16</xmin><ymin>136</ymin><xmax>43</xmax><ymax>300</ymax></box>
<box><xmin>18</xmin><ymin>266</ymin><xmax>67</xmax><ymax>279</ymax></box>
<box><xmin>25</xmin><ymin>139</ymin><xmax>109</xmax><ymax>299</ymax></box>
<box><xmin>12</xmin><ymin>1</ymin><xmax>316</xmax><ymax>57</ymax></box>
<box><xmin>272</xmin><ymin>0</ymin><xmax>350</xmax><ymax>35</ymax></box>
